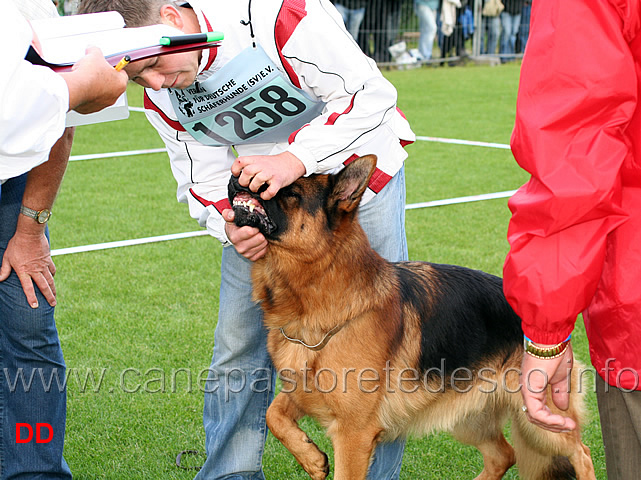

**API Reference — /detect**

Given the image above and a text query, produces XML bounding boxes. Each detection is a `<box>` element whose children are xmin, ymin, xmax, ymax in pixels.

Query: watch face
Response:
<box><xmin>36</xmin><ymin>209</ymin><xmax>51</xmax><ymax>224</ymax></box>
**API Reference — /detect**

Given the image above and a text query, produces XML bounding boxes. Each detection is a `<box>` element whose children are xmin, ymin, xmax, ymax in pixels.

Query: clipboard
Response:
<box><xmin>27</xmin><ymin>11</ymin><xmax>223</xmax><ymax>72</ymax></box>
<box><xmin>25</xmin><ymin>11</ymin><xmax>223</xmax><ymax>126</ymax></box>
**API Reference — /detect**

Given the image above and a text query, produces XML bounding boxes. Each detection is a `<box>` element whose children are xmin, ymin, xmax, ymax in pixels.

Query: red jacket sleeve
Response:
<box><xmin>503</xmin><ymin>0</ymin><xmax>637</xmax><ymax>344</ymax></box>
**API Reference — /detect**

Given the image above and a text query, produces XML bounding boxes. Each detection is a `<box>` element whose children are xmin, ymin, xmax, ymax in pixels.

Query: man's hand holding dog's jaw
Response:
<box><xmin>520</xmin><ymin>345</ymin><xmax>577</xmax><ymax>433</ymax></box>
<box><xmin>223</xmin><ymin>209</ymin><xmax>268</xmax><ymax>261</ymax></box>
<box><xmin>232</xmin><ymin>151</ymin><xmax>306</xmax><ymax>201</ymax></box>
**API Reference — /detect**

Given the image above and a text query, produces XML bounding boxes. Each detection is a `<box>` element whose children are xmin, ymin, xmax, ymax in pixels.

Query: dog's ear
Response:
<box><xmin>329</xmin><ymin>155</ymin><xmax>377</xmax><ymax>213</ymax></box>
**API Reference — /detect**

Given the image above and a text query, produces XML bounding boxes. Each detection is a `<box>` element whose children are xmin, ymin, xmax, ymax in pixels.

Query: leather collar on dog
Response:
<box><xmin>279</xmin><ymin>324</ymin><xmax>344</xmax><ymax>351</ymax></box>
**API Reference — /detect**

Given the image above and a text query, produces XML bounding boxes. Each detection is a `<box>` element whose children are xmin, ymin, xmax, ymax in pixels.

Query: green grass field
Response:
<box><xmin>48</xmin><ymin>63</ymin><xmax>607</xmax><ymax>479</ymax></box>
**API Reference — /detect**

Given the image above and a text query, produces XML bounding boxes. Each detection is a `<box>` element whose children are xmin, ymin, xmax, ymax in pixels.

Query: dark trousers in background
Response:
<box><xmin>596</xmin><ymin>374</ymin><xmax>641</xmax><ymax>480</ymax></box>
<box><xmin>358</xmin><ymin>0</ymin><xmax>402</xmax><ymax>62</ymax></box>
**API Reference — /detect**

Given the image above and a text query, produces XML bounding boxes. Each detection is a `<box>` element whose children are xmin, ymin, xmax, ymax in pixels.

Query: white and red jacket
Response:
<box><xmin>143</xmin><ymin>0</ymin><xmax>415</xmax><ymax>245</ymax></box>
<box><xmin>1</xmin><ymin>2</ymin><xmax>69</xmax><ymax>182</ymax></box>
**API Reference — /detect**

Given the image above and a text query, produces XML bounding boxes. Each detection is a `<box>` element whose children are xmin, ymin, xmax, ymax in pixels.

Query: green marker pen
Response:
<box><xmin>160</xmin><ymin>31</ymin><xmax>224</xmax><ymax>46</ymax></box>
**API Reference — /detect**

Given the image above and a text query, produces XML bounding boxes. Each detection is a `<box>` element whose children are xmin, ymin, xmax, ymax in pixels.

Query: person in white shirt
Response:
<box><xmin>0</xmin><ymin>2</ymin><xmax>127</xmax><ymax>477</ymax></box>
<box><xmin>0</xmin><ymin>1</ymin><xmax>128</xmax><ymax>181</ymax></box>
<box><xmin>78</xmin><ymin>0</ymin><xmax>415</xmax><ymax>478</ymax></box>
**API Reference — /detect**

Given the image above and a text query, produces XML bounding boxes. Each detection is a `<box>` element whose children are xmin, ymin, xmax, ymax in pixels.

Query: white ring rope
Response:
<box><xmin>54</xmin><ymin>135</ymin><xmax>515</xmax><ymax>256</ymax></box>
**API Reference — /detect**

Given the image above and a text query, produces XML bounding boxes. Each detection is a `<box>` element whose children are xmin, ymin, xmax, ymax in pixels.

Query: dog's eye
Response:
<box><xmin>282</xmin><ymin>190</ymin><xmax>301</xmax><ymax>202</ymax></box>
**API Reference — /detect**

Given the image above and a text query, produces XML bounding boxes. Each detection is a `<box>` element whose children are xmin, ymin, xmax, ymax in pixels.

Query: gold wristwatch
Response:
<box><xmin>523</xmin><ymin>335</ymin><xmax>571</xmax><ymax>360</ymax></box>
<box><xmin>20</xmin><ymin>205</ymin><xmax>52</xmax><ymax>224</ymax></box>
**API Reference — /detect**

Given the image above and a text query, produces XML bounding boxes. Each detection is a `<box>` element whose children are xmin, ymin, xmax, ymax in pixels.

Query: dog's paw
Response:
<box><xmin>305</xmin><ymin>450</ymin><xmax>329</xmax><ymax>480</ymax></box>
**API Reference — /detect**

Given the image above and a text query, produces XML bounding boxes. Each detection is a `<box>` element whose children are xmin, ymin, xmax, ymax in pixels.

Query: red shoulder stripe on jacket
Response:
<box><xmin>275</xmin><ymin>0</ymin><xmax>307</xmax><ymax>88</ymax></box>
<box><xmin>144</xmin><ymin>91</ymin><xmax>186</xmax><ymax>131</ymax></box>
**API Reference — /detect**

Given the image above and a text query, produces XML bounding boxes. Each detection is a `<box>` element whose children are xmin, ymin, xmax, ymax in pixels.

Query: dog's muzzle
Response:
<box><xmin>228</xmin><ymin>176</ymin><xmax>277</xmax><ymax>235</ymax></box>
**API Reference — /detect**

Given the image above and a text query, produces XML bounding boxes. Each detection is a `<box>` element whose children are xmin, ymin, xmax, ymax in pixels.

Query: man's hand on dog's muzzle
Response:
<box><xmin>231</xmin><ymin>151</ymin><xmax>306</xmax><ymax>201</ymax></box>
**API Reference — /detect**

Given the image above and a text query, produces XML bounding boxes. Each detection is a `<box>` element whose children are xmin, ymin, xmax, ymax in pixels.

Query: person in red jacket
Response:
<box><xmin>503</xmin><ymin>1</ymin><xmax>641</xmax><ymax>478</ymax></box>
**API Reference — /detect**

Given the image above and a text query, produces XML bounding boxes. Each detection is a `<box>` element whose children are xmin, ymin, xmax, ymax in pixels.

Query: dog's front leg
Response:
<box><xmin>266</xmin><ymin>392</ymin><xmax>330</xmax><ymax>480</ymax></box>
<box><xmin>331</xmin><ymin>426</ymin><xmax>381</xmax><ymax>480</ymax></box>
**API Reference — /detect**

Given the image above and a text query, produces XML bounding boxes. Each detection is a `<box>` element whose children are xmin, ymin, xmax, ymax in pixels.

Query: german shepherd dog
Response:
<box><xmin>228</xmin><ymin>156</ymin><xmax>595</xmax><ymax>480</ymax></box>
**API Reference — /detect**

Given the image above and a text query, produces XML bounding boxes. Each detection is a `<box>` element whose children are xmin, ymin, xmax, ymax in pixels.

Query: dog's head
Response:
<box><xmin>228</xmin><ymin>155</ymin><xmax>377</xmax><ymax>251</ymax></box>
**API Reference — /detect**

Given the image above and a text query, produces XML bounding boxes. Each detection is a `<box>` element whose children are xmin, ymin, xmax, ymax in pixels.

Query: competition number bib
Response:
<box><xmin>169</xmin><ymin>45</ymin><xmax>325</xmax><ymax>146</ymax></box>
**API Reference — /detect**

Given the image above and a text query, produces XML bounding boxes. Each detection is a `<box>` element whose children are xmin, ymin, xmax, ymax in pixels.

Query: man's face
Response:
<box><xmin>122</xmin><ymin>3</ymin><xmax>203</xmax><ymax>90</ymax></box>
<box><xmin>124</xmin><ymin>50</ymin><xmax>201</xmax><ymax>90</ymax></box>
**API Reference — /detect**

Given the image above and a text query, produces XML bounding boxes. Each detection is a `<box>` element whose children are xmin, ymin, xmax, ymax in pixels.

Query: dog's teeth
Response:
<box><xmin>233</xmin><ymin>198</ymin><xmax>258</xmax><ymax>213</ymax></box>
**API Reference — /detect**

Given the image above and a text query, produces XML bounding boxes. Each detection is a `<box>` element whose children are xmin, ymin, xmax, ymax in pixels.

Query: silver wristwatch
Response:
<box><xmin>20</xmin><ymin>205</ymin><xmax>52</xmax><ymax>224</ymax></box>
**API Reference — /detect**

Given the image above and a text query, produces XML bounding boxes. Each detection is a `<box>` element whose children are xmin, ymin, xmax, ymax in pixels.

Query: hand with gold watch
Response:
<box><xmin>519</xmin><ymin>333</ymin><xmax>576</xmax><ymax>434</ymax></box>
<box><xmin>20</xmin><ymin>205</ymin><xmax>52</xmax><ymax>224</ymax></box>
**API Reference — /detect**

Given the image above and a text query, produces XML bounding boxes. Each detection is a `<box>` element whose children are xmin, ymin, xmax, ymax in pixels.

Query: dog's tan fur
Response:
<box><xmin>231</xmin><ymin>155</ymin><xmax>595</xmax><ymax>480</ymax></box>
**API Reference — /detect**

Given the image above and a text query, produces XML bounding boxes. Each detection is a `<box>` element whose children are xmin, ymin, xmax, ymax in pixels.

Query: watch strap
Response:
<box><xmin>20</xmin><ymin>205</ymin><xmax>51</xmax><ymax>223</ymax></box>
<box><xmin>20</xmin><ymin>205</ymin><xmax>39</xmax><ymax>218</ymax></box>
<box><xmin>523</xmin><ymin>335</ymin><xmax>571</xmax><ymax>360</ymax></box>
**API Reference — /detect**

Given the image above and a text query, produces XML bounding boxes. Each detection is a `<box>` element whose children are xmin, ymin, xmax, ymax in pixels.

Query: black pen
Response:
<box><xmin>160</xmin><ymin>32</ymin><xmax>224</xmax><ymax>46</ymax></box>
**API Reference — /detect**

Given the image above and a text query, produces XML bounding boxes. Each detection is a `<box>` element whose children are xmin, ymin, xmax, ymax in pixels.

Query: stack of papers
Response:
<box><xmin>27</xmin><ymin>11</ymin><xmax>223</xmax><ymax>126</ymax></box>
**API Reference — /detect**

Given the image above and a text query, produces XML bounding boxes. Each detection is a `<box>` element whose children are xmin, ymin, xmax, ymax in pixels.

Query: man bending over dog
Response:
<box><xmin>78</xmin><ymin>0</ymin><xmax>415</xmax><ymax>478</ymax></box>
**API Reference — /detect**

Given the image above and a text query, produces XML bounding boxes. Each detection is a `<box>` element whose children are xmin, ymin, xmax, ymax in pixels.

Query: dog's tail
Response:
<box><xmin>505</xmin><ymin>355</ymin><xmax>595</xmax><ymax>479</ymax></box>
<box><xmin>510</xmin><ymin>405</ymin><xmax>593</xmax><ymax>480</ymax></box>
<box><xmin>510</xmin><ymin>428</ymin><xmax>576</xmax><ymax>480</ymax></box>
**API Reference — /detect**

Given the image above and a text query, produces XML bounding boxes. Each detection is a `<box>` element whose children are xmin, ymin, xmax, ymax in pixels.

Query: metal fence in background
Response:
<box><xmin>335</xmin><ymin>0</ymin><xmax>531</xmax><ymax>67</ymax></box>
<box><xmin>59</xmin><ymin>0</ymin><xmax>530</xmax><ymax>67</ymax></box>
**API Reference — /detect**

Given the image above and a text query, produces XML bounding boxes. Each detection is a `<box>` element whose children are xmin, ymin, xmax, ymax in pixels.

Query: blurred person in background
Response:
<box><xmin>332</xmin><ymin>0</ymin><xmax>368</xmax><ymax>41</ymax></box>
<box><xmin>516</xmin><ymin>0</ymin><xmax>531</xmax><ymax>54</ymax></box>
<box><xmin>414</xmin><ymin>0</ymin><xmax>439</xmax><ymax>61</ymax></box>
<box><xmin>499</xmin><ymin>0</ymin><xmax>523</xmax><ymax>62</ymax></box>
<box><xmin>480</xmin><ymin>0</ymin><xmax>502</xmax><ymax>55</ymax></box>
<box><xmin>358</xmin><ymin>0</ymin><xmax>402</xmax><ymax>62</ymax></box>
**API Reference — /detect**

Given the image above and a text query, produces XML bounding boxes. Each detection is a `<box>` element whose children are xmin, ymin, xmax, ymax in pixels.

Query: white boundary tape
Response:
<box><xmin>54</xmin><ymin>134</ymin><xmax>516</xmax><ymax>256</ymax></box>
<box><xmin>67</xmin><ymin>106</ymin><xmax>159</xmax><ymax>162</ymax></box>
<box><xmin>415</xmin><ymin>136</ymin><xmax>511</xmax><ymax>150</ymax></box>
<box><xmin>405</xmin><ymin>190</ymin><xmax>516</xmax><ymax>210</ymax></box>
<box><xmin>67</xmin><ymin>136</ymin><xmax>510</xmax><ymax>163</ymax></box>
<box><xmin>69</xmin><ymin>148</ymin><xmax>167</xmax><ymax>162</ymax></box>
<box><xmin>51</xmin><ymin>231</ymin><xmax>210</xmax><ymax>256</ymax></box>
<box><xmin>51</xmin><ymin>191</ymin><xmax>516</xmax><ymax>257</ymax></box>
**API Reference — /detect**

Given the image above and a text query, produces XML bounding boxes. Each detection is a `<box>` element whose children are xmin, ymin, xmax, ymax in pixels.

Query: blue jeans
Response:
<box><xmin>0</xmin><ymin>175</ymin><xmax>71</xmax><ymax>479</ymax></box>
<box><xmin>414</xmin><ymin>3</ymin><xmax>437</xmax><ymax>60</ymax></box>
<box><xmin>334</xmin><ymin>3</ymin><xmax>366</xmax><ymax>41</ymax></box>
<box><xmin>481</xmin><ymin>15</ymin><xmax>501</xmax><ymax>55</ymax></box>
<box><xmin>499</xmin><ymin>12</ymin><xmax>521</xmax><ymax>59</ymax></box>
<box><xmin>196</xmin><ymin>168</ymin><xmax>408</xmax><ymax>479</ymax></box>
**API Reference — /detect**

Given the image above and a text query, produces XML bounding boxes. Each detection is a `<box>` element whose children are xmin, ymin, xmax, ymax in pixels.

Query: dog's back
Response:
<box><xmin>377</xmin><ymin>261</ymin><xmax>524</xmax><ymax>437</ymax></box>
<box><xmin>396</xmin><ymin>262</ymin><xmax>522</xmax><ymax>372</ymax></box>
